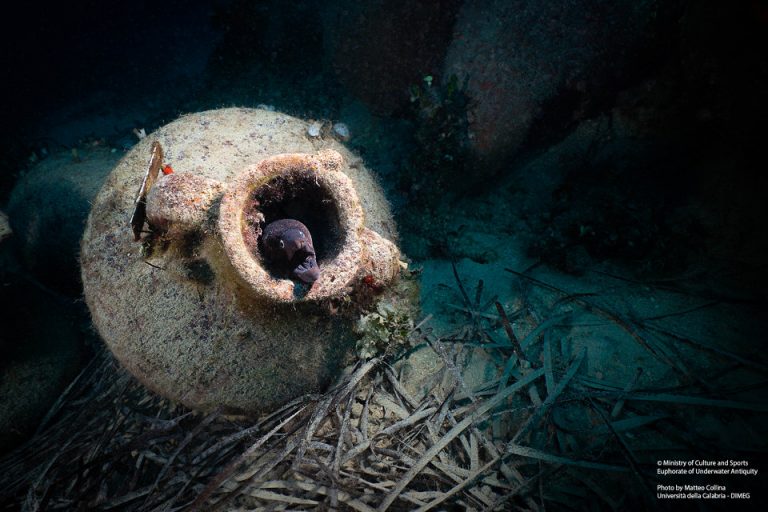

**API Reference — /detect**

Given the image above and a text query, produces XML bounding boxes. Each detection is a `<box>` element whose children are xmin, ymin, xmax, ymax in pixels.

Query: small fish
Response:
<box><xmin>260</xmin><ymin>219</ymin><xmax>320</xmax><ymax>283</ymax></box>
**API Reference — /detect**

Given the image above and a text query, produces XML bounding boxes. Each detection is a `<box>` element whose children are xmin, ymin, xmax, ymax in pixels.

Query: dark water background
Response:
<box><xmin>2</xmin><ymin>1</ymin><xmax>766</xmax><ymax>266</ymax></box>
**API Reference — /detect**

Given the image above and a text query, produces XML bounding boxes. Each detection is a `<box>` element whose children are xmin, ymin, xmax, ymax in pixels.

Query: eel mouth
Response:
<box><xmin>293</xmin><ymin>255</ymin><xmax>320</xmax><ymax>283</ymax></box>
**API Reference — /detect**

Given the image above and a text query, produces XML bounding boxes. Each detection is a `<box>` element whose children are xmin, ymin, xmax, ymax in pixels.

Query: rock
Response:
<box><xmin>396</xmin><ymin>344</ymin><xmax>498</xmax><ymax>403</ymax></box>
<box><xmin>7</xmin><ymin>147</ymin><xmax>118</xmax><ymax>294</ymax></box>
<box><xmin>81</xmin><ymin>108</ymin><xmax>414</xmax><ymax>414</ymax></box>
<box><xmin>444</xmin><ymin>0</ymin><xmax>666</xmax><ymax>179</ymax></box>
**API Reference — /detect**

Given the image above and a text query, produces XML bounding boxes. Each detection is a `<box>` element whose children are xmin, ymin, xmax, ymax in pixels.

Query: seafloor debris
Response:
<box><xmin>129</xmin><ymin>141</ymin><xmax>163</xmax><ymax>241</ymax></box>
<box><xmin>307</xmin><ymin>120</ymin><xmax>323</xmax><ymax>138</ymax></box>
<box><xmin>2</xmin><ymin>263</ymin><xmax>764</xmax><ymax>510</ymax></box>
<box><xmin>332</xmin><ymin>122</ymin><xmax>351</xmax><ymax>141</ymax></box>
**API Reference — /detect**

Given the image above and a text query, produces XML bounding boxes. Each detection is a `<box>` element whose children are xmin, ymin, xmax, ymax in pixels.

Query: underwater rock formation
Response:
<box><xmin>444</xmin><ymin>0</ymin><xmax>668</xmax><ymax>179</ymax></box>
<box><xmin>7</xmin><ymin>147</ymin><xmax>117</xmax><ymax>295</ymax></box>
<box><xmin>81</xmin><ymin>108</ymin><xmax>412</xmax><ymax>414</ymax></box>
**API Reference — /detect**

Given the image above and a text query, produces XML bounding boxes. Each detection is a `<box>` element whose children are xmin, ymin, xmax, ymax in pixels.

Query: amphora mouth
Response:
<box><xmin>218</xmin><ymin>150</ymin><xmax>367</xmax><ymax>302</ymax></box>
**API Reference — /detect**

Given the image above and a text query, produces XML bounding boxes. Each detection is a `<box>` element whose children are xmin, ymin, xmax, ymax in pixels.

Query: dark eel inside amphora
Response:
<box><xmin>260</xmin><ymin>219</ymin><xmax>321</xmax><ymax>283</ymax></box>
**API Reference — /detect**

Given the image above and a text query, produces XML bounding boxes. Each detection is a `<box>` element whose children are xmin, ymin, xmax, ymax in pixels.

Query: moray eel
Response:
<box><xmin>260</xmin><ymin>219</ymin><xmax>320</xmax><ymax>283</ymax></box>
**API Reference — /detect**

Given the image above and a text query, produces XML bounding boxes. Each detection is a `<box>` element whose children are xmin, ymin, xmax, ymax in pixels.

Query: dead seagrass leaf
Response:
<box><xmin>130</xmin><ymin>140</ymin><xmax>163</xmax><ymax>241</ymax></box>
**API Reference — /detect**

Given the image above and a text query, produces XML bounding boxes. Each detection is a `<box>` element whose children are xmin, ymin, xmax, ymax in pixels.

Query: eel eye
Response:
<box><xmin>279</xmin><ymin>240</ymin><xmax>285</xmax><ymax>249</ymax></box>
